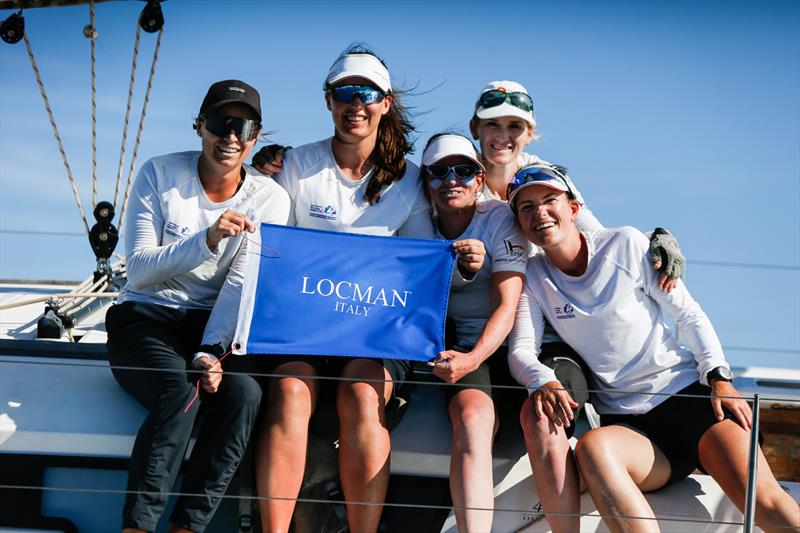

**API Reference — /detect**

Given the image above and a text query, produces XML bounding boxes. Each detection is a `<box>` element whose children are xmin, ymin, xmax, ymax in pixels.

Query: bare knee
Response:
<box><xmin>520</xmin><ymin>398</ymin><xmax>551</xmax><ymax>436</ymax></box>
<box><xmin>575</xmin><ymin>429</ymin><xmax>615</xmax><ymax>474</ymax></box>
<box><xmin>268</xmin><ymin>374</ymin><xmax>316</xmax><ymax>424</ymax></box>
<box><xmin>519</xmin><ymin>397</ymin><xmax>564</xmax><ymax>451</ymax></box>
<box><xmin>338</xmin><ymin>360</ymin><xmax>387</xmax><ymax>426</ymax></box>
<box><xmin>449</xmin><ymin>394</ymin><xmax>495</xmax><ymax>443</ymax></box>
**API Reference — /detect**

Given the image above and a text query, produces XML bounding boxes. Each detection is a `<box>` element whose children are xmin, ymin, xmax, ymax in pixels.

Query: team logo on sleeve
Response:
<box><xmin>165</xmin><ymin>221</ymin><xmax>192</xmax><ymax>238</ymax></box>
<box><xmin>503</xmin><ymin>239</ymin><xmax>525</xmax><ymax>257</ymax></box>
<box><xmin>309</xmin><ymin>203</ymin><xmax>337</xmax><ymax>221</ymax></box>
<box><xmin>554</xmin><ymin>302</ymin><xmax>576</xmax><ymax>319</ymax></box>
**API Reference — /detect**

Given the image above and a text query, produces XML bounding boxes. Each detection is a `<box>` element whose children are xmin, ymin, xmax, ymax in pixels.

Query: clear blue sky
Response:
<box><xmin>1</xmin><ymin>0</ymin><xmax>798</xmax><ymax>370</ymax></box>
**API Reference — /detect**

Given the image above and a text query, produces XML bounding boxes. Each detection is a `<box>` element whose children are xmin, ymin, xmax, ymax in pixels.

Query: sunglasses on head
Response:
<box><xmin>204</xmin><ymin>114</ymin><xmax>261</xmax><ymax>142</ymax></box>
<box><xmin>477</xmin><ymin>90</ymin><xmax>534</xmax><ymax>113</ymax></box>
<box><xmin>424</xmin><ymin>164</ymin><xmax>481</xmax><ymax>189</ymax></box>
<box><xmin>328</xmin><ymin>84</ymin><xmax>387</xmax><ymax>105</ymax></box>
<box><xmin>507</xmin><ymin>166</ymin><xmax>573</xmax><ymax>212</ymax></box>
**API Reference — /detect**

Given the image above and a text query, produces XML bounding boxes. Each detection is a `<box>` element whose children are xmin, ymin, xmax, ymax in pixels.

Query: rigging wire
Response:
<box><xmin>0</xmin><ymin>359</ymin><xmax>797</xmax><ymax>404</ymax></box>
<box><xmin>117</xmin><ymin>25</ymin><xmax>163</xmax><ymax>233</ymax></box>
<box><xmin>687</xmin><ymin>259</ymin><xmax>800</xmax><ymax>272</ymax></box>
<box><xmin>112</xmin><ymin>16</ymin><xmax>142</xmax><ymax>212</ymax></box>
<box><xmin>1</xmin><ymin>228</ymin><xmax>798</xmax><ymax>273</ymax></box>
<box><xmin>21</xmin><ymin>32</ymin><xmax>90</xmax><ymax>236</ymax></box>
<box><xmin>0</xmin><ymin>484</ymin><xmax>773</xmax><ymax>528</ymax></box>
<box><xmin>87</xmin><ymin>0</ymin><xmax>98</xmax><ymax>209</ymax></box>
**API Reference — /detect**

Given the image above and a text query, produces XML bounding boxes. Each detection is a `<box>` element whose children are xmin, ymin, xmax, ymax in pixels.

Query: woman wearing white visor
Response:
<box><xmin>420</xmin><ymin>132</ymin><xmax>529</xmax><ymax>531</ymax></box>
<box><xmin>469</xmin><ymin>80</ymin><xmax>684</xmax><ymax>289</ymax></box>
<box><xmin>249</xmin><ymin>44</ymin><xmax>433</xmax><ymax>533</ymax></box>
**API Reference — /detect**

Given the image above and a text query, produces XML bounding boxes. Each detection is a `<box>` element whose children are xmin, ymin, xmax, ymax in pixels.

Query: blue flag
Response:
<box><xmin>233</xmin><ymin>224</ymin><xmax>455</xmax><ymax>362</ymax></box>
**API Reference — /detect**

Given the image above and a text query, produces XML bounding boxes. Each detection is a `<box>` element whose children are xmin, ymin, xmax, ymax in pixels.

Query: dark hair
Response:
<box><xmin>329</xmin><ymin>44</ymin><xmax>415</xmax><ymax>205</ymax></box>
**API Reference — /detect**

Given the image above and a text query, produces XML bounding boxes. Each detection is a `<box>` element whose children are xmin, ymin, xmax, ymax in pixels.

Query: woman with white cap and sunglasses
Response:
<box><xmin>247</xmin><ymin>44</ymin><xmax>433</xmax><ymax>533</ymax></box>
<box><xmin>469</xmin><ymin>80</ymin><xmax>685</xmax><ymax>287</ymax></box>
<box><xmin>506</xmin><ymin>165</ymin><xmax>799</xmax><ymax>533</ymax></box>
<box><xmin>106</xmin><ymin>80</ymin><xmax>292</xmax><ymax>533</ymax></box>
<box><xmin>419</xmin><ymin>132</ymin><xmax>529</xmax><ymax>531</ymax></box>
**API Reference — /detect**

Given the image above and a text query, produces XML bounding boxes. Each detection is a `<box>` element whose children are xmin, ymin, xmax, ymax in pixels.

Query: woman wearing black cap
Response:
<box><xmin>250</xmin><ymin>44</ymin><xmax>433</xmax><ymax>533</ymax></box>
<box><xmin>105</xmin><ymin>80</ymin><xmax>292</xmax><ymax>533</ymax></box>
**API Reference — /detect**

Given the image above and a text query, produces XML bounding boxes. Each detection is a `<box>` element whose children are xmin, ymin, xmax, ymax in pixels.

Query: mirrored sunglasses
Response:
<box><xmin>507</xmin><ymin>166</ymin><xmax>574</xmax><ymax>212</ymax></box>
<box><xmin>204</xmin><ymin>114</ymin><xmax>261</xmax><ymax>142</ymax></box>
<box><xmin>477</xmin><ymin>90</ymin><xmax>533</xmax><ymax>113</ymax></box>
<box><xmin>328</xmin><ymin>84</ymin><xmax>387</xmax><ymax>105</ymax></box>
<box><xmin>425</xmin><ymin>164</ymin><xmax>481</xmax><ymax>189</ymax></box>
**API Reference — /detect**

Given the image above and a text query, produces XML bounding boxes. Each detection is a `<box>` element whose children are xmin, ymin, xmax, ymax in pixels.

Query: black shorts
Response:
<box><xmin>599</xmin><ymin>381</ymin><xmax>761</xmax><ymax>485</ymax></box>
<box><xmin>241</xmin><ymin>354</ymin><xmax>412</xmax><ymax>401</ymax></box>
<box><xmin>443</xmin><ymin>346</ymin><xmax>510</xmax><ymax>401</ymax></box>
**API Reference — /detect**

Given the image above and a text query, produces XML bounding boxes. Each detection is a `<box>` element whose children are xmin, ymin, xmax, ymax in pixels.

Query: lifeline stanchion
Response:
<box><xmin>743</xmin><ymin>392</ymin><xmax>760</xmax><ymax>533</ymax></box>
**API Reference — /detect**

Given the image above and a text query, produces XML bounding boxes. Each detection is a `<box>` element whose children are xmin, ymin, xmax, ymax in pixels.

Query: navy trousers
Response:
<box><xmin>106</xmin><ymin>301</ymin><xmax>261</xmax><ymax>532</ymax></box>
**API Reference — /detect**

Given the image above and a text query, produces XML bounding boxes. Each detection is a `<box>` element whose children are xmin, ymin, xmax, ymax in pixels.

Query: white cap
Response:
<box><xmin>474</xmin><ymin>80</ymin><xmax>536</xmax><ymax>127</ymax></box>
<box><xmin>422</xmin><ymin>134</ymin><xmax>485</xmax><ymax>170</ymax></box>
<box><xmin>326</xmin><ymin>53</ymin><xmax>392</xmax><ymax>93</ymax></box>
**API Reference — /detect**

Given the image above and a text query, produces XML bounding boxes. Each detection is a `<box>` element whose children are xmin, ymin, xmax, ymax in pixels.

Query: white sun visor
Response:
<box><xmin>326</xmin><ymin>53</ymin><xmax>392</xmax><ymax>93</ymax></box>
<box><xmin>422</xmin><ymin>134</ymin><xmax>484</xmax><ymax>170</ymax></box>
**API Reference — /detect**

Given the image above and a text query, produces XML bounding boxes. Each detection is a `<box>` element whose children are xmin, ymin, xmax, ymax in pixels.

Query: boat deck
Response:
<box><xmin>1</xmin><ymin>281</ymin><xmax>798</xmax><ymax>532</ymax></box>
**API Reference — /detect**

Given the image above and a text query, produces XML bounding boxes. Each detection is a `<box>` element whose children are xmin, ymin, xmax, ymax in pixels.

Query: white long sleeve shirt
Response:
<box><xmin>118</xmin><ymin>151</ymin><xmax>293</xmax><ymax>310</ymax></box>
<box><xmin>508</xmin><ymin>227</ymin><xmax>729</xmax><ymax>415</ymax></box>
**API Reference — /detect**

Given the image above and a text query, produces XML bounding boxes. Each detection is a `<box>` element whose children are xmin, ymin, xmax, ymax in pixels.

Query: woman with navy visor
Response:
<box><xmin>507</xmin><ymin>165</ymin><xmax>800</xmax><ymax>532</ymax></box>
<box><xmin>105</xmin><ymin>80</ymin><xmax>292</xmax><ymax>533</ymax></box>
<box><xmin>420</xmin><ymin>133</ymin><xmax>528</xmax><ymax>531</ymax></box>
<box><xmin>238</xmin><ymin>44</ymin><xmax>434</xmax><ymax>533</ymax></box>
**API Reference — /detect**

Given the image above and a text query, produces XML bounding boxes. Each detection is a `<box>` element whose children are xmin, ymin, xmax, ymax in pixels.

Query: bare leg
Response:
<box><xmin>448</xmin><ymin>388</ymin><xmax>497</xmax><ymax>532</ymax></box>
<box><xmin>337</xmin><ymin>359</ymin><xmax>393</xmax><ymax>533</ymax></box>
<box><xmin>256</xmin><ymin>362</ymin><xmax>319</xmax><ymax>533</ymax></box>
<box><xmin>519</xmin><ymin>396</ymin><xmax>580</xmax><ymax>533</ymax></box>
<box><xmin>575</xmin><ymin>426</ymin><xmax>671</xmax><ymax>533</ymax></box>
<box><xmin>698</xmin><ymin>420</ymin><xmax>800</xmax><ymax>533</ymax></box>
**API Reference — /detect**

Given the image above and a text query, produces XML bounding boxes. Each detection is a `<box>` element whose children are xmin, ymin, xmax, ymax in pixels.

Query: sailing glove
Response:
<box><xmin>649</xmin><ymin>227</ymin><xmax>685</xmax><ymax>280</ymax></box>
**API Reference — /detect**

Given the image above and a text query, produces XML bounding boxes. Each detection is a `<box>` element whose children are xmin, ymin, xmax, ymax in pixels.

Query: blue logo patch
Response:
<box><xmin>309</xmin><ymin>203</ymin><xmax>337</xmax><ymax>221</ymax></box>
<box><xmin>554</xmin><ymin>302</ymin><xmax>576</xmax><ymax>319</ymax></box>
<box><xmin>165</xmin><ymin>221</ymin><xmax>192</xmax><ymax>239</ymax></box>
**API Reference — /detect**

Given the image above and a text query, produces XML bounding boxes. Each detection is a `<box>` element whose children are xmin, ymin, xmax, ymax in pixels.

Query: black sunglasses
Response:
<box><xmin>204</xmin><ymin>114</ymin><xmax>261</xmax><ymax>142</ymax></box>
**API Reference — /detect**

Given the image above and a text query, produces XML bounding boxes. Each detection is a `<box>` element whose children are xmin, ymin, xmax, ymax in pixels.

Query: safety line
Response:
<box><xmin>0</xmin><ymin>358</ymin><xmax>796</xmax><ymax>404</ymax></box>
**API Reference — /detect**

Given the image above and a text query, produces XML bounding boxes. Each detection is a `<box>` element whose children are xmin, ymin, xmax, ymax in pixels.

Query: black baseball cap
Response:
<box><xmin>199</xmin><ymin>80</ymin><xmax>261</xmax><ymax>122</ymax></box>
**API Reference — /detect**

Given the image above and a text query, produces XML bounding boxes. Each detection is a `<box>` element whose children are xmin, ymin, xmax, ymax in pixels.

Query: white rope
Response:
<box><xmin>118</xmin><ymin>26</ymin><xmax>163</xmax><ymax>233</ymax></box>
<box><xmin>22</xmin><ymin>33</ymin><xmax>90</xmax><ymax>236</ymax></box>
<box><xmin>112</xmin><ymin>21</ymin><xmax>142</xmax><ymax>212</ymax></box>
<box><xmin>88</xmin><ymin>0</ymin><xmax>98</xmax><ymax>209</ymax></box>
<box><xmin>0</xmin><ymin>292</ymin><xmax>117</xmax><ymax>312</ymax></box>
